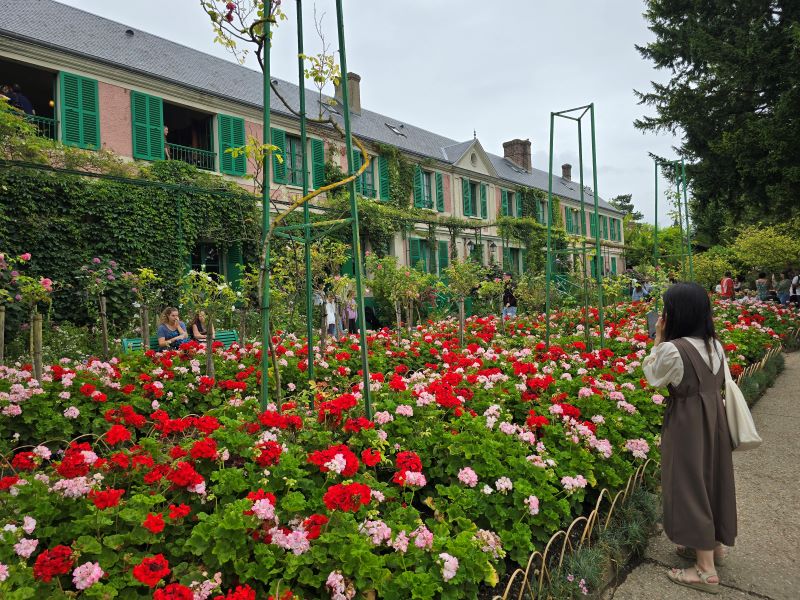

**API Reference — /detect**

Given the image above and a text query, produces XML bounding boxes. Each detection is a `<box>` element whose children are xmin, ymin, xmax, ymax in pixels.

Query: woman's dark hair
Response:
<box><xmin>662</xmin><ymin>282</ymin><xmax>718</xmax><ymax>360</ymax></box>
<box><xmin>758</xmin><ymin>272</ymin><xmax>767</xmax><ymax>279</ymax></box>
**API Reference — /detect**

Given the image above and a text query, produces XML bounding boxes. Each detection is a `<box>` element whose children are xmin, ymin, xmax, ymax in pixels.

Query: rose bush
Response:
<box><xmin>0</xmin><ymin>298</ymin><xmax>796</xmax><ymax>598</ymax></box>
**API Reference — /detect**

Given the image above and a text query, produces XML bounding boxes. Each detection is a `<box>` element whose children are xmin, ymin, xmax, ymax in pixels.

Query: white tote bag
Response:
<box><xmin>724</xmin><ymin>369</ymin><xmax>762</xmax><ymax>451</ymax></box>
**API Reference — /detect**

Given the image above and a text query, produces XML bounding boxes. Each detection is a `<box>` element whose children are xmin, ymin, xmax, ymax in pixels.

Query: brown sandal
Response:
<box><xmin>676</xmin><ymin>545</ymin><xmax>728</xmax><ymax>566</ymax></box>
<box><xmin>667</xmin><ymin>566</ymin><xmax>721</xmax><ymax>594</ymax></box>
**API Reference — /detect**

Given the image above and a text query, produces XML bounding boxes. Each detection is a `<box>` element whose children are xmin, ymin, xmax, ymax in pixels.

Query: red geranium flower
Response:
<box><xmin>105</xmin><ymin>424</ymin><xmax>131</xmax><ymax>446</ymax></box>
<box><xmin>33</xmin><ymin>545</ymin><xmax>74</xmax><ymax>582</ymax></box>
<box><xmin>254</xmin><ymin>440</ymin><xmax>283</xmax><ymax>467</ymax></box>
<box><xmin>0</xmin><ymin>475</ymin><xmax>20</xmax><ymax>490</ymax></box>
<box><xmin>302</xmin><ymin>514</ymin><xmax>329</xmax><ymax>540</ymax></box>
<box><xmin>168</xmin><ymin>503</ymin><xmax>191</xmax><ymax>520</ymax></box>
<box><xmin>11</xmin><ymin>451</ymin><xmax>37</xmax><ymax>471</ymax></box>
<box><xmin>89</xmin><ymin>488</ymin><xmax>125</xmax><ymax>509</ymax></box>
<box><xmin>361</xmin><ymin>448</ymin><xmax>381</xmax><ymax>467</ymax></box>
<box><xmin>308</xmin><ymin>444</ymin><xmax>359</xmax><ymax>476</ymax></box>
<box><xmin>79</xmin><ymin>383</ymin><xmax>96</xmax><ymax>397</ymax></box>
<box><xmin>395</xmin><ymin>451</ymin><xmax>422</xmax><ymax>473</ymax></box>
<box><xmin>132</xmin><ymin>554</ymin><xmax>170</xmax><ymax>587</ymax></box>
<box><xmin>190</xmin><ymin>437</ymin><xmax>218</xmax><ymax>460</ymax></box>
<box><xmin>322</xmin><ymin>482</ymin><xmax>371</xmax><ymax>512</ymax></box>
<box><xmin>143</xmin><ymin>512</ymin><xmax>165</xmax><ymax>534</ymax></box>
<box><xmin>154</xmin><ymin>583</ymin><xmax>194</xmax><ymax>600</ymax></box>
<box><xmin>166</xmin><ymin>462</ymin><xmax>203</xmax><ymax>489</ymax></box>
<box><xmin>214</xmin><ymin>585</ymin><xmax>257</xmax><ymax>600</ymax></box>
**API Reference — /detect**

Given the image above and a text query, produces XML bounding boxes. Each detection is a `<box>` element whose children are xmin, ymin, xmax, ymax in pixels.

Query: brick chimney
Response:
<box><xmin>502</xmin><ymin>139</ymin><xmax>531</xmax><ymax>172</ymax></box>
<box><xmin>561</xmin><ymin>163</ymin><xmax>572</xmax><ymax>181</ymax></box>
<box><xmin>334</xmin><ymin>72</ymin><xmax>361</xmax><ymax>115</ymax></box>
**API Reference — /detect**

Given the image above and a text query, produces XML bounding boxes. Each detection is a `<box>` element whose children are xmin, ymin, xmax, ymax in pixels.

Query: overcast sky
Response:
<box><xmin>59</xmin><ymin>0</ymin><xmax>681</xmax><ymax>223</ymax></box>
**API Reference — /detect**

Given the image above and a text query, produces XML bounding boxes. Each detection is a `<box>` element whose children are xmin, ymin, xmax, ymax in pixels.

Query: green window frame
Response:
<box><xmin>611</xmin><ymin>256</ymin><xmax>618</xmax><ymax>275</ymax></box>
<box><xmin>501</xmin><ymin>190</ymin><xmax>510</xmax><ymax>216</ymax></box>
<box><xmin>435</xmin><ymin>172</ymin><xmax>444</xmax><ymax>212</ymax></box>
<box><xmin>565</xmin><ymin>208</ymin><xmax>573</xmax><ymax>233</ymax></box>
<box><xmin>480</xmin><ymin>184</ymin><xmax>488</xmax><ymax>219</ymax></box>
<box><xmin>590</xmin><ymin>214</ymin><xmax>598</xmax><ymax>238</ymax></box>
<box><xmin>422</xmin><ymin>171</ymin><xmax>433</xmax><ymax>208</ymax></box>
<box><xmin>379</xmin><ymin>156</ymin><xmax>390</xmax><ymax>201</ymax></box>
<box><xmin>311</xmin><ymin>138</ymin><xmax>325</xmax><ymax>189</ymax></box>
<box><xmin>218</xmin><ymin>114</ymin><xmax>247</xmax><ymax>176</ymax></box>
<box><xmin>438</xmin><ymin>240</ymin><xmax>449</xmax><ymax>273</ymax></box>
<box><xmin>515</xmin><ymin>191</ymin><xmax>523</xmax><ymax>217</ymax></box>
<box><xmin>409</xmin><ymin>237</ymin><xmax>430</xmax><ymax>272</ymax></box>
<box><xmin>130</xmin><ymin>91</ymin><xmax>164</xmax><ymax>161</ymax></box>
<box><xmin>59</xmin><ymin>72</ymin><xmax>100</xmax><ymax>150</ymax></box>
<box><xmin>285</xmin><ymin>134</ymin><xmax>305</xmax><ymax>186</ymax></box>
<box><xmin>601</xmin><ymin>215</ymin><xmax>609</xmax><ymax>239</ymax></box>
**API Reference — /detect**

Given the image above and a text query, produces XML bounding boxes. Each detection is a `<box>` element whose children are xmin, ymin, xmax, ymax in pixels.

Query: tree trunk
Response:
<box><xmin>140</xmin><ymin>306</ymin><xmax>149</xmax><ymax>353</ymax></box>
<box><xmin>458</xmin><ymin>299</ymin><xmax>465</xmax><ymax>347</ymax></box>
<box><xmin>239</xmin><ymin>308</ymin><xmax>248</xmax><ymax>346</ymax></box>
<box><xmin>0</xmin><ymin>305</ymin><xmax>5</xmax><ymax>366</ymax></box>
<box><xmin>99</xmin><ymin>295</ymin><xmax>110</xmax><ymax>358</ymax></box>
<box><xmin>406</xmin><ymin>300</ymin><xmax>413</xmax><ymax>336</ymax></box>
<box><xmin>32</xmin><ymin>312</ymin><xmax>43</xmax><ymax>381</ymax></box>
<box><xmin>205</xmin><ymin>313</ymin><xmax>215</xmax><ymax>379</ymax></box>
<box><xmin>395</xmin><ymin>302</ymin><xmax>402</xmax><ymax>345</ymax></box>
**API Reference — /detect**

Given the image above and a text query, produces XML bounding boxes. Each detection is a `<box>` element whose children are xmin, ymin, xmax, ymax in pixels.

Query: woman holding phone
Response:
<box><xmin>642</xmin><ymin>282</ymin><xmax>736</xmax><ymax>594</ymax></box>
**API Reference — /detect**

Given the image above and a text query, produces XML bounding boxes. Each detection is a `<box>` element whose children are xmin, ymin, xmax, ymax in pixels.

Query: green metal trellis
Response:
<box><xmin>546</xmin><ymin>104</ymin><xmax>605</xmax><ymax>350</ymax></box>
<box><xmin>651</xmin><ymin>156</ymin><xmax>695</xmax><ymax>282</ymax></box>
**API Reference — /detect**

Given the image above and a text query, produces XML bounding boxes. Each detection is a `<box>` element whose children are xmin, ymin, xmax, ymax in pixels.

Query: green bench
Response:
<box><xmin>121</xmin><ymin>330</ymin><xmax>240</xmax><ymax>353</ymax></box>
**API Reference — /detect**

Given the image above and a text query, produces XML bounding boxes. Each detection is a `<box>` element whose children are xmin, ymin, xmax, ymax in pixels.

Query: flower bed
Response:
<box><xmin>0</xmin><ymin>299</ymin><xmax>796</xmax><ymax>599</ymax></box>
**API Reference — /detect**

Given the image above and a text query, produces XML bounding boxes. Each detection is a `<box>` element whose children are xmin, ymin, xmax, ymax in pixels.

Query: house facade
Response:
<box><xmin>0</xmin><ymin>0</ymin><xmax>625</xmax><ymax>281</ymax></box>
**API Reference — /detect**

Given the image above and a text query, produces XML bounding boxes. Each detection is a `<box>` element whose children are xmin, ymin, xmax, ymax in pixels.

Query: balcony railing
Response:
<box><xmin>25</xmin><ymin>114</ymin><xmax>56</xmax><ymax>140</ymax></box>
<box><xmin>166</xmin><ymin>143</ymin><xmax>216</xmax><ymax>171</ymax></box>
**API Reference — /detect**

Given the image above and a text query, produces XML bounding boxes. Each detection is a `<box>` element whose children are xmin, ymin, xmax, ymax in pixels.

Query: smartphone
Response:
<box><xmin>647</xmin><ymin>311</ymin><xmax>659</xmax><ymax>339</ymax></box>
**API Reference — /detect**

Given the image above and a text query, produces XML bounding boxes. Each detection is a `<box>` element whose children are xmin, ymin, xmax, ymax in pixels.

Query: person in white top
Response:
<box><xmin>642</xmin><ymin>282</ymin><xmax>736</xmax><ymax>594</ymax></box>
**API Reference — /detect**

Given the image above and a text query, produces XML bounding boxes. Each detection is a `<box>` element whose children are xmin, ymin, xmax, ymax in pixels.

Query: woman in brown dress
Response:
<box><xmin>643</xmin><ymin>282</ymin><xmax>736</xmax><ymax>594</ymax></box>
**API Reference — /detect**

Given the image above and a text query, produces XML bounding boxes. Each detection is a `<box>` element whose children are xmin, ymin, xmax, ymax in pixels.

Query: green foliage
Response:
<box><xmin>608</xmin><ymin>193</ymin><xmax>643</xmax><ymax>222</ymax></box>
<box><xmin>623</xmin><ymin>223</ymin><xmax>683</xmax><ymax>270</ymax></box>
<box><xmin>693</xmin><ymin>247</ymin><xmax>735</xmax><ymax>290</ymax></box>
<box><xmin>635</xmin><ymin>1</ymin><xmax>800</xmax><ymax>244</ymax></box>
<box><xmin>730</xmin><ymin>224</ymin><xmax>800</xmax><ymax>273</ymax></box>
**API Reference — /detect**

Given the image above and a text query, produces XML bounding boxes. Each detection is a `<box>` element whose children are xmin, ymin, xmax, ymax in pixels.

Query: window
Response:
<box><xmin>590</xmin><ymin>214</ymin><xmax>598</xmax><ymax>238</ymax></box>
<box><xmin>409</xmin><ymin>238</ymin><xmax>436</xmax><ymax>273</ymax></box>
<box><xmin>601</xmin><ymin>216</ymin><xmax>609</xmax><ymax>240</ymax></box>
<box><xmin>539</xmin><ymin>200</ymin><xmax>548</xmax><ymax>224</ymax></box>
<box><xmin>360</xmin><ymin>155</ymin><xmax>376</xmax><ymax>197</ymax></box>
<box><xmin>470</xmin><ymin>182</ymin><xmax>480</xmax><ymax>216</ymax></box>
<box><xmin>611</xmin><ymin>257</ymin><xmax>618</xmax><ymax>275</ymax></box>
<box><xmin>219</xmin><ymin>114</ymin><xmax>247</xmax><ymax>176</ymax></box>
<box><xmin>191</xmin><ymin>243</ymin><xmax>221</xmax><ymax>276</ymax></box>
<box><xmin>414</xmin><ymin>166</ymin><xmax>433</xmax><ymax>208</ymax></box>
<box><xmin>59</xmin><ymin>72</ymin><xmax>100</xmax><ymax>150</ymax></box>
<box><xmin>501</xmin><ymin>190</ymin><xmax>510</xmax><ymax>216</ymax></box>
<box><xmin>282</xmin><ymin>135</ymin><xmax>303</xmax><ymax>186</ymax></box>
<box><xmin>503</xmin><ymin>247</ymin><xmax>520</xmax><ymax>274</ymax></box>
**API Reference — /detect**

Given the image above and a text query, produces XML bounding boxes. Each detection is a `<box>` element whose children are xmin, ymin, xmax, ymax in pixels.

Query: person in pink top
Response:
<box><xmin>719</xmin><ymin>272</ymin><xmax>734</xmax><ymax>299</ymax></box>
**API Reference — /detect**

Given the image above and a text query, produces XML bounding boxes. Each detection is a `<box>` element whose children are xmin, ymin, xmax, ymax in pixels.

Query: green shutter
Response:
<box><xmin>438</xmin><ymin>240</ymin><xmax>449</xmax><ymax>273</ymax></box>
<box><xmin>590</xmin><ymin>214</ymin><xmax>597</xmax><ymax>237</ymax></box>
<box><xmin>130</xmin><ymin>91</ymin><xmax>163</xmax><ymax>161</ymax></box>
<box><xmin>409</xmin><ymin>238</ymin><xmax>423</xmax><ymax>271</ymax></box>
<box><xmin>462</xmin><ymin>178</ymin><xmax>471</xmax><ymax>216</ymax></box>
<box><xmin>350</xmin><ymin>150</ymin><xmax>362</xmax><ymax>194</ymax></box>
<box><xmin>611</xmin><ymin>257</ymin><xmax>618</xmax><ymax>275</ymax></box>
<box><xmin>521</xmin><ymin>250</ymin><xmax>528</xmax><ymax>273</ymax></box>
<box><xmin>515</xmin><ymin>191</ymin><xmax>522</xmax><ymax>217</ymax></box>
<box><xmin>59</xmin><ymin>72</ymin><xmax>99</xmax><ymax>149</ymax></box>
<box><xmin>311</xmin><ymin>138</ymin><xmax>325</xmax><ymax>189</ymax></box>
<box><xmin>435</xmin><ymin>172</ymin><xmax>444</xmax><ymax>212</ymax></box>
<box><xmin>480</xmin><ymin>184</ymin><xmax>487</xmax><ymax>219</ymax></box>
<box><xmin>413</xmin><ymin>165</ymin><xmax>424</xmax><ymax>208</ymax></box>
<box><xmin>501</xmin><ymin>190</ymin><xmax>509</xmax><ymax>216</ymax></box>
<box><xmin>502</xmin><ymin>247</ymin><xmax>511</xmax><ymax>272</ymax></box>
<box><xmin>271</xmin><ymin>127</ymin><xmax>286</xmax><ymax>182</ymax></box>
<box><xmin>218</xmin><ymin>115</ymin><xmax>247</xmax><ymax>176</ymax></box>
<box><xmin>565</xmin><ymin>208</ymin><xmax>573</xmax><ymax>233</ymax></box>
<box><xmin>378</xmin><ymin>155</ymin><xmax>390</xmax><ymax>201</ymax></box>
<box><xmin>225</xmin><ymin>243</ymin><xmax>243</xmax><ymax>289</ymax></box>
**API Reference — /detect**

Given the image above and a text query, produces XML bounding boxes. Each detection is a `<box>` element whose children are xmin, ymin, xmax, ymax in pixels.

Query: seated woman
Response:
<box><xmin>157</xmin><ymin>307</ymin><xmax>188</xmax><ymax>350</ymax></box>
<box><xmin>190</xmin><ymin>311</ymin><xmax>207</xmax><ymax>342</ymax></box>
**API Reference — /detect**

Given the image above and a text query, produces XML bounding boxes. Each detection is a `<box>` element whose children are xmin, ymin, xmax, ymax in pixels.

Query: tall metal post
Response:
<box><xmin>545</xmin><ymin>112</ymin><xmax>555</xmax><ymax>347</ymax></box>
<box><xmin>589</xmin><ymin>104</ymin><xmax>605</xmax><ymax>348</ymax></box>
<box><xmin>335</xmin><ymin>0</ymin><xmax>372</xmax><ymax>419</ymax></box>
<box><xmin>259</xmin><ymin>11</ymin><xmax>272</xmax><ymax>408</ymax></box>
<box><xmin>296</xmin><ymin>0</ymin><xmax>315</xmax><ymax>384</ymax></box>
<box><xmin>653</xmin><ymin>159</ymin><xmax>659</xmax><ymax>266</ymax></box>
<box><xmin>577</xmin><ymin>119</ymin><xmax>590</xmax><ymax>347</ymax></box>
<box><xmin>680</xmin><ymin>159</ymin><xmax>694</xmax><ymax>279</ymax></box>
<box><xmin>675</xmin><ymin>173</ymin><xmax>685</xmax><ymax>278</ymax></box>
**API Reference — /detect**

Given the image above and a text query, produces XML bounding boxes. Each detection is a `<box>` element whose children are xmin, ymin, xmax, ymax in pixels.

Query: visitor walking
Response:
<box><xmin>642</xmin><ymin>283</ymin><xmax>736</xmax><ymax>594</ymax></box>
<box><xmin>345</xmin><ymin>290</ymin><xmax>358</xmax><ymax>334</ymax></box>
<box><xmin>632</xmin><ymin>283</ymin><xmax>646</xmax><ymax>301</ymax></box>
<box><xmin>502</xmin><ymin>273</ymin><xmax>517</xmax><ymax>319</ymax></box>
<box><xmin>719</xmin><ymin>271</ymin><xmax>735</xmax><ymax>299</ymax></box>
<box><xmin>157</xmin><ymin>307</ymin><xmax>188</xmax><ymax>350</ymax></box>
<box><xmin>776</xmin><ymin>271</ymin><xmax>792</xmax><ymax>306</ymax></box>
<box><xmin>755</xmin><ymin>272</ymin><xmax>770</xmax><ymax>302</ymax></box>
<box><xmin>324</xmin><ymin>294</ymin><xmax>337</xmax><ymax>338</ymax></box>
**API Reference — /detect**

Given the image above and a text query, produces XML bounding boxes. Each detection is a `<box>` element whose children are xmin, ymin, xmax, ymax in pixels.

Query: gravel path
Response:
<box><xmin>608</xmin><ymin>351</ymin><xmax>800</xmax><ymax>600</ymax></box>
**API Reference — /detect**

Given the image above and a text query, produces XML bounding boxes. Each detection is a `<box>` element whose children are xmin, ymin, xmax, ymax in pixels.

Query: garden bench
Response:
<box><xmin>121</xmin><ymin>330</ymin><xmax>239</xmax><ymax>353</ymax></box>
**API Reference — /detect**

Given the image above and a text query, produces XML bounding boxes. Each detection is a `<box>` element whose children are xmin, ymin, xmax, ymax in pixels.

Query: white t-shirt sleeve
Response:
<box><xmin>642</xmin><ymin>341</ymin><xmax>683</xmax><ymax>388</ymax></box>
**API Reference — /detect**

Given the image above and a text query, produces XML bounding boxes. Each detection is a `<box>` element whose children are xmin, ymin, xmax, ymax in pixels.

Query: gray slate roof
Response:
<box><xmin>0</xmin><ymin>0</ymin><xmax>620</xmax><ymax>213</ymax></box>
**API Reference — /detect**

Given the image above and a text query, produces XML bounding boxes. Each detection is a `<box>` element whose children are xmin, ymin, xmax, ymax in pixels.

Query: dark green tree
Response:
<box><xmin>635</xmin><ymin>1</ymin><xmax>800</xmax><ymax>245</ymax></box>
<box><xmin>608</xmin><ymin>194</ymin><xmax>643</xmax><ymax>222</ymax></box>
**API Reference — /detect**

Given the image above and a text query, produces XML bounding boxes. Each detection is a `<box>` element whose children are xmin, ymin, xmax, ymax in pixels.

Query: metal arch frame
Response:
<box><xmin>259</xmin><ymin>0</ymin><xmax>373</xmax><ymax>417</ymax></box>
<box><xmin>546</xmin><ymin>104</ymin><xmax>605</xmax><ymax>350</ymax></box>
<box><xmin>652</xmin><ymin>155</ymin><xmax>694</xmax><ymax>284</ymax></box>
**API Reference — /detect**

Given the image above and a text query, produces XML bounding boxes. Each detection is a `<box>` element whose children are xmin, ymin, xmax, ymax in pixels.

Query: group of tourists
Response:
<box><xmin>1</xmin><ymin>83</ymin><xmax>35</xmax><ymax>114</ymax></box>
<box><xmin>318</xmin><ymin>289</ymin><xmax>359</xmax><ymax>339</ymax></box>
<box><xmin>717</xmin><ymin>271</ymin><xmax>799</xmax><ymax>306</ymax></box>
<box><xmin>156</xmin><ymin>307</ymin><xmax>208</xmax><ymax>350</ymax></box>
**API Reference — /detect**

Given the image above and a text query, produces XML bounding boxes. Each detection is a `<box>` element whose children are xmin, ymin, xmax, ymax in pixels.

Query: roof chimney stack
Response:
<box><xmin>334</xmin><ymin>72</ymin><xmax>361</xmax><ymax>115</ymax></box>
<box><xmin>561</xmin><ymin>163</ymin><xmax>572</xmax><ymax>181</ymax></box>
<box><xmin>502</xmin><ymin>138</ymin><xmax>532</xmax><ymax>172</ymax></box>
